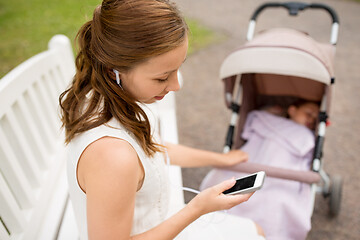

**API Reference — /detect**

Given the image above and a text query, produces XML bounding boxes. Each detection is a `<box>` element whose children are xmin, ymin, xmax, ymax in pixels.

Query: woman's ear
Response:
<box><xmin>107</xmin><ymin>68</ymin><xmax>117</xmax><ymax>80</ymax></box>
<box><xmin>106</xmin><ymin>68</ymin><xmax>123</xmax><ymax>88</ymax></box>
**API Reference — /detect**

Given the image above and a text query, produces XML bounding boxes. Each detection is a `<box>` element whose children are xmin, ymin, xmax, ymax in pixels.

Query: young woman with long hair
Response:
<box><xmin>59</xmin><ymin>0</ymin><xmax>265</xmax><ymax>239</ymax></box>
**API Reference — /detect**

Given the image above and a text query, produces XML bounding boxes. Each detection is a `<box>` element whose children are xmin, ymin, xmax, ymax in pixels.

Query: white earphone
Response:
<box><xmin>113</xmin><ymin>69</ymin><xmax>123</xmax><ymax>89</ymax></box>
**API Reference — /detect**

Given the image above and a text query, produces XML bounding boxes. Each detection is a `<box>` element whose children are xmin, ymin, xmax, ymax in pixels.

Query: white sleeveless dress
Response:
<box><xmin>66</xmin><ymin>106</ymin><xmax>265</xmax><ymax>240</ymax></box>
<box><xmin>67</xmin><ymin>117</ymin><xmax>169</xmax><ymax>239</ymax></box>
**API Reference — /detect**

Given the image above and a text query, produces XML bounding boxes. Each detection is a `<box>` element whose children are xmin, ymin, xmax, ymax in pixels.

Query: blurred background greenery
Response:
<box><xmin>0</xmin><ymin>0</ymin><xmax>222</xmax><ymax>78</ymax></box>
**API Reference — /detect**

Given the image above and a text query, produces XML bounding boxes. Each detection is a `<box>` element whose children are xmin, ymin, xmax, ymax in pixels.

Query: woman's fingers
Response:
<box><xmin>212</xmin><ymin>178</ymin><xmax>236</xmax><ymax>194</ymax></box>
<box><xmin>240</xmin><ymin>151</ymin><xmax>249</xmax><ymax>162</ymax></box>
<box><xmin>221</xmin><ymin>192</ymin><xmax>254</xmax><ymax>210</ymax></box>
<box><xmin>190</xmin><ymin>178</ymin><xmax>255</xmax><ymax>215</ymax></box>
<box><xmin>219</xmin><ymin>150</ymin><xmax>249</xmax><ymax>167</ymax></box>
<box><xmin>213</xmin><ymin>179</ymin><xmax>254</xmax><ymax>207</ymax></box>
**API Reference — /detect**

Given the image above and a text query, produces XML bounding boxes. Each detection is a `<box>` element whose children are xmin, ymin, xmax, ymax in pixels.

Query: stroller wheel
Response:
<box><xmin>329</xmin><ymin>175</ymin><xmax>342</xmax><ymax>217</ymax></box>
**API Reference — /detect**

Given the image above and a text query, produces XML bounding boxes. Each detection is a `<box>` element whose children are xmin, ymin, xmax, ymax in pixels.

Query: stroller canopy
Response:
<box><xmin>220</xmin><ymin>28</ymin><xmax>335</xmax><ymax>85</ymax></box>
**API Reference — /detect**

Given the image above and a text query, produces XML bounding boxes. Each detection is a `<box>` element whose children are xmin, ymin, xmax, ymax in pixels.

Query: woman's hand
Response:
<box><xmin>187</xmin><ymin>178</ymin><xmax>253</xmax><ymax>216</ymax></box>
<box><xmin>165</xmin><ymin>143</ymin><xmax>248</xmax><ymax>168</ymax></box>
<box><xmin>214</xmin><ymin>149</ymin><xmax>249</xmax><ymax>167</ymax></box>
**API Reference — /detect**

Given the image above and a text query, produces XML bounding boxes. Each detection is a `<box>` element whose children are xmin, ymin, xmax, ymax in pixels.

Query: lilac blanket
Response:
<box><xmin>200</xmin><ymin>111</ymin><xmax>315</xmax><ymax>240</ymax></box>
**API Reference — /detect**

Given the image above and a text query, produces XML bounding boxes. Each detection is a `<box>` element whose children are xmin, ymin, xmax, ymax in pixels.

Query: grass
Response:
<box><xmin>187</xmin><ymin>18</ymin><xmax>224</xmax><ymax>55</ymax></box>
<box><xmin>0</xmin><ymin>0</ymin><xmax>100</xmax><ymax>78</ymax></box>
<box><xmin>0</xmin><ymin>0</ymin><xmax>221</xmax><ymax>78</ymax></box>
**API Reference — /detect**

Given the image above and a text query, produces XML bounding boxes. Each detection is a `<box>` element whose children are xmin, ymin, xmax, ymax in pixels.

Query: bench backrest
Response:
<box><xmin>0</xmin><ymin>35</ymin><xmax>76</xmax><ymax>240</ymax></box>
<box><xmin>0</xmin><ymin>34</ymin><xmax>186</xmax><ymax>240</ymax></box>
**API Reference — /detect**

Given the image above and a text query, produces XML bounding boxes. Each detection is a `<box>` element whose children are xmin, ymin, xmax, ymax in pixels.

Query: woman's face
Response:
<box><xmin>119</xmin><ymin>38</ymin><xmax>188</xmax><ymax>104</ymax></box>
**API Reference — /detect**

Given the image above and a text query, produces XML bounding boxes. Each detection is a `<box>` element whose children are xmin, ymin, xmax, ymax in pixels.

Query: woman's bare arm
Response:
<box><xmin>79</xmin><ymin>137</ymin><xmax>252</xmax><ymax>240</ymax></box>
<box><xmin>165</xmin><ymin>142</ymin><xmax>248</xmax><ymax>168</ymax></box>
<box><xmin>79</xmin><ymin>137</ymin><xmax>142</xmax><ymax>239</ymax></box>
<box><xmin>131</xmin><ymin>179</ymin><xmax>252</xmax><ymax>240</ymax></box>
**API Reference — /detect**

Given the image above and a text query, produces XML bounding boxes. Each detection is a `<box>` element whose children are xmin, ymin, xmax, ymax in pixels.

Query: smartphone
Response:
<box><xmin>223</xmin><ymin>171</ymin><xmax>266</xmax><ymax>195</ymax></box>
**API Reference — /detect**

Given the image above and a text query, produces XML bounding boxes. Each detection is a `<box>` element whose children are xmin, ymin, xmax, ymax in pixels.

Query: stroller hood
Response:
<box><xmin>220</xmin><ymin>28</ymin><xmax>335</xmax><ymax>85</ymax></box>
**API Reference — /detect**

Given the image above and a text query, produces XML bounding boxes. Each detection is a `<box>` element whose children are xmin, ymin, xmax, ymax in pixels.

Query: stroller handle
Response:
<box><xmin>247</xmin><ymin>2</ymin><xmax>339</xmax><ymax>44</ymax></box>
<box><xmin>250</xmin><ymin>2</ymin><xmax>339</xmax><ymax>23</ymax></box>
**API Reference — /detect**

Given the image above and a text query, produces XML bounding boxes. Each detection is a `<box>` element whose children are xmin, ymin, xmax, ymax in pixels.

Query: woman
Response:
<box><xmin>60</xmin><ymin>0</ymin><xmax>265</xmax><ymax>239</ymax></box>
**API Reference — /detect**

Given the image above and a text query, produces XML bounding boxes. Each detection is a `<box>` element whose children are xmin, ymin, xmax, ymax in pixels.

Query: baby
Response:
<box><xmin>263</xmin><ymin>99</ymin><xmax>319</xmax><ymax>130</ymax></box>
<box><xmin>287</xmin><ymin>100</ymin><xmax>319</xmax><ymax>130</ymax></box>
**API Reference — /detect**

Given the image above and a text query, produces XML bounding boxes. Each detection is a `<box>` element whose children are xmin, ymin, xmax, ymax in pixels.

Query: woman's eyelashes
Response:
<box><xmin>156</xmin><ymin>76</ymin><xmax>169</xmax><ymax>82</ymax></box>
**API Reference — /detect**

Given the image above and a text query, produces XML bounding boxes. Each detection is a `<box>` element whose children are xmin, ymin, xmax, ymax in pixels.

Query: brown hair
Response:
<box><xmin>59</xmin><ymin>0</ymin><xmax>188</xmax><ymax>156</ymax></box>
<box><xmin>286</xmin><ymin>98</ymin><xmax>320</xmax><ymax>118</ymax></box>
<box><xmin>290</xmin><ymin>98</ymin><xmax>320</xmax><ymax>108</ymax></box>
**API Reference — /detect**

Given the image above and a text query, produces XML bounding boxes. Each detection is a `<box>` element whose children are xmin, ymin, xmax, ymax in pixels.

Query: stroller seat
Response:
<box><xmin>201</xmin><ymin>110</ymin><xmax>316</xmax><ymax>240</ymax></box>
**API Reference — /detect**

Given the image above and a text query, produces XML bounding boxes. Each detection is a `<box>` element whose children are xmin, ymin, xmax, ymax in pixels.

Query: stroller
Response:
<box><xmin>200</xmin><ymin>2</ymin><xmax>342</xmax><ymax>240</ymax></box>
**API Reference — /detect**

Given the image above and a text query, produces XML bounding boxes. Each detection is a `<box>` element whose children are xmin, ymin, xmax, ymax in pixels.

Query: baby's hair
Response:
<box><xmin>290</xmin><ymin>98</ymin><xmax>320</xmax><ymax>108</ymax></box>
<box><xmin>285</xmin><ymin>98</ymin><xmax>320</xmax><ymax>120</ymax></box>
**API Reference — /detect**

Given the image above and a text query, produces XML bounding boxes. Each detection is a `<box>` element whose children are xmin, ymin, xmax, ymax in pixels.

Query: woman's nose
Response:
<box><xmin>166</xmin><ymin>74</ymin><xmax>181</xmax><ymax>92</ymax></box>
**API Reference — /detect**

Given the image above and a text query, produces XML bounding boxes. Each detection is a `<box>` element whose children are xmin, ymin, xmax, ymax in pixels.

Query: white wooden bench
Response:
<box><xmin>0</xmin><ymin>34</ymin><xmax>185</xmax><ymax>240</ymax></box>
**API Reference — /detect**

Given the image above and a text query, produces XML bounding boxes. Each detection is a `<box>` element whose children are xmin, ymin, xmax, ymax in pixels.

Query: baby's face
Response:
<box><xmin>288</xmin><ymin>103</ymin><xmax>319</xmax><ymax>129</ymax></box>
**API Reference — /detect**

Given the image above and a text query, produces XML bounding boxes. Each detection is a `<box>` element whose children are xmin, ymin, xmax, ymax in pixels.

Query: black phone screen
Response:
<box><xmin>223</xmin><ymin>174</ymin><xmax>256</xmax><ymax>194</ymax></box>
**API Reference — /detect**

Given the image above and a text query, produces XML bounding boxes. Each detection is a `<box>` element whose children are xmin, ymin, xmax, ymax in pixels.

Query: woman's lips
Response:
<box><xmin>154</xmin><ymin>95</ymin><xmax>165</xmax><ymax>100</ymax></box>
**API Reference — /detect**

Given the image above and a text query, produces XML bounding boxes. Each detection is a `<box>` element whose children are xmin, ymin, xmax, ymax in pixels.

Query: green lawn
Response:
<box><xmin>0</xmin><ymin>0</ymin><xmax>99</xmax><ymax>77</ymax></box>
<box><xmin>187</xmin><ymin>18</ymin><xmax>224</xmax><ymax>56</ymax></box>
<box><xmin>0</xmin><ymin>0</ymin><xmax>221</xmax><ymax>78</ymax></box>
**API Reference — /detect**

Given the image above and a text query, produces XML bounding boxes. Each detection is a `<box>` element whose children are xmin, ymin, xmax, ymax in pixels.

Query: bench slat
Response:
<box><xmin>17</xmin><ymin>96</ymin><xmax>48</xmax><ymax>168</ymax></box>
<box><xmin>4</xmin><ymin>109</ymin><xmax>43</xmax><ymax>187</ymax></box>
<box><xmin>41</xmin><ymin>71</ymin><xmax>60</xmax><ymax>110</ymax></box>
<box><xmin>23</xmin><ymin>147</ymin><xmax>67</xmax><ymax>240</ymax></box>
<box><xmin>54</xmin><ymin>63</ymin><xmax>70</xmax><ymax>90</ymax></box>
<box><xmin>0</xmin><ymin>224</ymin><xmax>10</xmax><ymax>240</ymax></box>
<box><xmin>33</xmin><ymin>79</ymin><xmax>59</xmax><ymax>133</ymax></box>
<box><xmin>0</xmin><ymin>52</ymin><xmax>52</xmax><ymax>118</ymax></box>
<box><xmin>0</xmin><ymin>171</ymin><xmax>27</xmax><ymax>234</ymax></box>
<box><xmin>27</xmin><ymin>86</ymin><xmax>56</xmax><ymax>157</ymax></box>
<box><xmin>0</xmin><ymin>126</ymin><xmax>35</xmax><ymax>209</ymax></box>
<box><xmin>57</xmin><ymin>200</ymin><xmax>79</xmax><ymax>240</ymax></box>
<box><xmin>49</xmin><ymin>67</ymin><xmax>66</xmax><ymax>96</ymax></box>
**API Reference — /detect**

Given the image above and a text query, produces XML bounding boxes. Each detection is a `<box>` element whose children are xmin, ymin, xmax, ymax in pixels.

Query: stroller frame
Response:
<box><xmin>221</xmin><ymin>2</ymin><xmax>342</xmax><ymax>217</ymax></box>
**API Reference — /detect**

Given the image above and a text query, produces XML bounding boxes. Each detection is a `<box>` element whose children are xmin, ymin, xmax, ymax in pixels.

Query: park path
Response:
<box><xmin>174</xmin><ymin>0</ymin><xmax>360</xmax><ymax>239</ymax></box>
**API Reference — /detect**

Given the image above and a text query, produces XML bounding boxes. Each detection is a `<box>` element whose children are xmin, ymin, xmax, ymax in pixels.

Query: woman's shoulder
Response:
<box><xmin>78</xmin><ymin>136</ymin><xmax>141</xmax><ymax>193</ymax></box>
<box><xmin>82</xmin><ymin>136</ymin><xmax>139</xmax><ymax>170</ymax></box>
